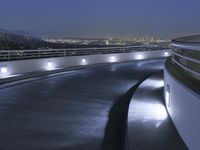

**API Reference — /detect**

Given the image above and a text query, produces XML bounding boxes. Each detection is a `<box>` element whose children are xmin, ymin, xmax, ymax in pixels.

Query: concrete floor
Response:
<box><xmin>127</xmin><ymin>73</ymin><xmax>187</xmax><ymax>150</ymax></box>
<box><xmin>0</xmin><ymin>59</ymin><xmax>164</xmax><ymax>150</ymax></box>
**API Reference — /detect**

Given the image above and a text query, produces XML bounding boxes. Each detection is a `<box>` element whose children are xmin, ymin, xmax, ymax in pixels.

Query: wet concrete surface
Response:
<box><xmin>127</xmin><ymin>73</ymin><xmax>188</xmax><ymax>150</ymax></box>
<box><xmin>0</xmin><ymin>59</ymin><xmax>164</xmax><ymax>150</ymax></box>
<box><xmin>103</xmin><ymin>80</ymin><xmax>145</xmax><ymax>150</ymax></box>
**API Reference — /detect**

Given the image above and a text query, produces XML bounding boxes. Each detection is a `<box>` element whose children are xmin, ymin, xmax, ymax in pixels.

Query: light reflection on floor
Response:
<box><xmin>129</xmin><ymin>100</ymin><xmax>167</xmax><ymax>122</ymax></box>
<box><xmin>128</xmin><ymin>75</ymin><xmax>168</xmax><ymax>128</ymax></box>
<box><xmin>129</xmin><ymin>77</ymin><xmax>167</xmax><ymax>128</ymax></box>
<box><xmin>127</xmin><ymin>73</ymin><xmax>187</xmax><ymax>150</ymax></box>
<box><xmin>0</xmin><ymin>74</ymin><xmax>23</xmax><ymax>79</ymax></box>
<box><xmin>128</xmin><ymin>73</ymin><xmax>168</xmax><ymax>130</ymax></box>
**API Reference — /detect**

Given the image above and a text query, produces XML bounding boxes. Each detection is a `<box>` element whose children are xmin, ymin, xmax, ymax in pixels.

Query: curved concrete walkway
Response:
<box><xmin>127</xmin><ymin>73</ymin><xmax>187</xmax><ymax>150</ymax></box>
<box><xmin>0</xmin><ymin>59</ymin><xmax>164</xmax><ymax>150</ymax></box>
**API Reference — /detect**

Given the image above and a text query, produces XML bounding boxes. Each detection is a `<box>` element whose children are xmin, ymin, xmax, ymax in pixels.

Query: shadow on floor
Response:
<box><xmin>102</xmin><ymin>76</ymin><xmax>149</xmax><ymax>150</ymax></box>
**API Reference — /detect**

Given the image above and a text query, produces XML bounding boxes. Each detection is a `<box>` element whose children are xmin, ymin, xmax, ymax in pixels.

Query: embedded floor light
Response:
<box><xmin>164</xmin><ymin>52</ymin><xmax>169</xmax><ymax>56</ymax></box>
<box><xmin>82</xmin><ymin>59</ymin><xmax>86</xmax><ymax>63</ymax></box>
<box><xmin>109</xmin><ymin>56</ymin><xmax>116</xmax><ymax>62</ymax></box>
<box><xmin>47</xmin><ymin>62</ymin><xmax>53</xmax><ymax>68</ymax></box>
<box><xmin>46</xmin><ymin>61</ymin><xmax>54</xmax><ymax>70</ymax></box>
<box><xmin>1</xmin><ymin>66</ymin><xmax>8</xmax><ymax>74</ymax></box>
<box><xmin>81</xmin><ymin>59</ymin><xmax>87</xmax><ymax>65</ymax></box>
<box><xmin>136</xmin><ymin>54</ymin><xmax>144</xmax><ymax>60</ymax></box>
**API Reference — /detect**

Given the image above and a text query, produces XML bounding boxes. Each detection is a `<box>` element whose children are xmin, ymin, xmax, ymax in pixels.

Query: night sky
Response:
<box><xmin>0</xmin><ymin>0</ymin><xmax>200</xmax><ymax>39</ymax></box>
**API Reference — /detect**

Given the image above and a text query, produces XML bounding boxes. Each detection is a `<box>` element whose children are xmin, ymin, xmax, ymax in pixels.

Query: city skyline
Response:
<box><xmin>0</xmin><ymin>0</ymin><xmax>200</xmax><ymax>39</ymax></box>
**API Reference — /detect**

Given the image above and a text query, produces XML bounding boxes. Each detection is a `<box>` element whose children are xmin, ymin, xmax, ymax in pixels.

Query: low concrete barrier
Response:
<box><xmin>0</xmin><ymin>49</ymin><xmax>170</xmax><ymax>78</ymax></box>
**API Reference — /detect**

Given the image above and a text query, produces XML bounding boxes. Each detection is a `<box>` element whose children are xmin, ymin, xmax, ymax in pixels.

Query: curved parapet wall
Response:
<box><xmin>0</xmin><ymin>49</ymin><xmax>170</xmax><ymax>78</ymax></box>
<box><xmin>164</xmin><ymin>35</ymin><xmax>200</xmax><ymax>150</ymax></box>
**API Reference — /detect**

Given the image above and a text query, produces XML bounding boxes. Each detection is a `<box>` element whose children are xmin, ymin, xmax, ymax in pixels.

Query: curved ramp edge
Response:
<box><xmin>127</xmin><ymin>72</ymin><xmax>187</xmax><ymax>150</ymax></box>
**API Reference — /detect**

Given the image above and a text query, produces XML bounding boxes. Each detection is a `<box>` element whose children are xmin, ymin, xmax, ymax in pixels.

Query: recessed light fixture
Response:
<box><xmin>164</xmin><ymin>52</ymin><xmax>169</xmax><ymax>56</ymax></box>
<box><xmin>110</xmin><ymin>56</ymin><xmax>116</xmax><ymax>62</ymax></box>
<box><xmin>0</xmin><ymin>66</ymin><xmax>8</xmax><ymax>73</ymax></box>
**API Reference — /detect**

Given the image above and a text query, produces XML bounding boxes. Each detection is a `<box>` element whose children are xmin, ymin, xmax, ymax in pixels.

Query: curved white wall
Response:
<box><xmin>164</xmin><ymin>66</ymin><xmax>200</xmax><ymax>150</ymax></box>
<box><xmin>0</xmin><ymin>50</ymin><xmax>170</xmax><ymax>78</ymax></box>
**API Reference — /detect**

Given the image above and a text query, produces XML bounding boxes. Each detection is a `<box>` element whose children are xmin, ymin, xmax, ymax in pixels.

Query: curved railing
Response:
<box><xmin>171</xmin><ymin>38</ymin><xmax>200</xmax><ymax>80</ymax></box>
<box><xmin>164</xmin><ymin>36</ymin><xmax>200</xmax><ymax>150</ymax></box>
<box><xmin>0</xmin><ymin>45</ymin><xmax>169</xmax><ymax>62</ymax></box>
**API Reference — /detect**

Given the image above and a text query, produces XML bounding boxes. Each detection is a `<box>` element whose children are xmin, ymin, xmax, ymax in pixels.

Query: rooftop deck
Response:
<box><xmin>0</xmin><ymin>58</ymin><xmax>185</xmax><ymax>150</ymax></box>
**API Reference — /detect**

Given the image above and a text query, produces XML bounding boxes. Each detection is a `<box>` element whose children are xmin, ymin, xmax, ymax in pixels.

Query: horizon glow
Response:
<box><xmin>0</xmin><ymin>0</ymin><xmax>200</xmax><ymax>39</ymax></box>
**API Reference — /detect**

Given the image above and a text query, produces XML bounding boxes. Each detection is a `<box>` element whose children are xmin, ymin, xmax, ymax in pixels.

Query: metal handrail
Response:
<box><xmin>0</xmin><ymin>45</ymin><xmax>169</xmax><ymax>61</ymax></box>
<box><xmin>172</xmin><ymin>58</ymin><xmax>200</xmax><ymax>78</ymax></box>
<box><xmin>172</xmin><ymin>50</ymin><xmax>200</xmax><ymax>64</ymax></box>
<box><xmin>171</xmin><ymin>39</ymin><xmax>200</xmax><ymax>78</ymax></box>
<box><xmin>0</xmin><ymin>44</ymin><xmax>170</xmax><ymax>52</ymax></box>
<box><xmin>172</xmin><ymin>41</ymin><xmax>200</xmax><ymax>51</ymax></box>
<box><xmin>0</xmin><ymin>45</ymin><xmax>143</xmax><ymax>53</ymax></box>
